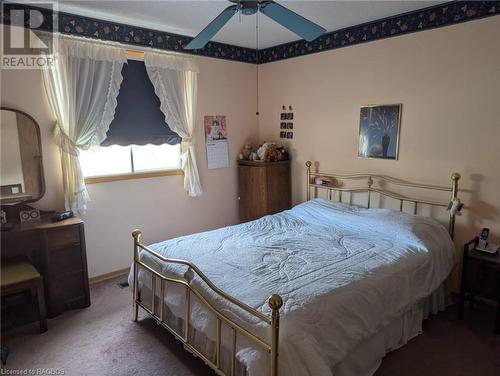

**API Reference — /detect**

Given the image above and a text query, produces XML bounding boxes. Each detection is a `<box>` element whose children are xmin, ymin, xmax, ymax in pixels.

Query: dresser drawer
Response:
<box><xmin>47</xmin><ymin>245</ymin><xmax>84</xmax><ymax>276</ymax></box>
<box><xmin>45</xmin><ymin>271</ymin><xmax>87</xmax><ymax>317</ymax></box>
<box><xmin>49</xmin><ymin>271</ymin><xmax>86</xmax><ymax>300</ymax></box>
<box><xmin>466</xmin><ymin>259</ymin><xmax>500</xmax><ymax>299</ymax></box>
<box><xmin>46</xmin><ymin>225</ymin><xmax>81</xmax><ymax>249</ymax></box>
<box><xmin>1</xmin><ymin>231</ymin><xmax>41</xmax><ymax>258</ymax></box>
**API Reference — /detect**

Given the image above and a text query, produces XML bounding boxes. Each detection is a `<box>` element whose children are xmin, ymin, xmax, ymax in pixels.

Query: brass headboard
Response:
<box><xmin>305</xmin><ymin>161</ymin><xmax>461</xmax><ymax>239</ymax></box>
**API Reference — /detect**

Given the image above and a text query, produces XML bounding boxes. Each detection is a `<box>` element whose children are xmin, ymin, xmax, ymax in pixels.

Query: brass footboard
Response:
<box><xmin>131</xmin><ymin>230</ymin><xmax>283</xmax><ymax>376</ymax></box>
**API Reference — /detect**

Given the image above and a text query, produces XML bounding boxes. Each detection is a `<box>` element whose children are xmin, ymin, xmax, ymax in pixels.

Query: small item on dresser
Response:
<box><xmin>264</xmin><ymin>144</ymin><xmax>280</xmax><ymax>162</ymax></box>
<box><xmin>256</xmin><ymin>142</ymin><xmax>273</xmax><ymax>160</ymax></box>
<box><xmin>257</xmin><ymin>142</ymin><xmax>282</xmax><ymax>162</ymax></box>
<box><xmin>19</xmin><ymin>209</ymin><xmax>40</xmax><ymax>223</ymax></box>
<box><xmin>52</xmin><ymin>210</ymin><xmax>74</xmax><ymax>222</ymax></box>
<box><xmin>241</xmin><ymin>143</ymin><xmax>253</xmax><ymax>160</ymax></box>
<box><xmin>241</xmin><ymin>142</ymin><xmax>288</xmax><ymax>162</ymax></box>
<box><xmin>277</xmin><ymin>146</ymin><xmax>288</xmax><ymax>161</ymax></box>
<box><xmin>1</xmin><ymin>223</ymin><xmax>14</xmax><ymax>232</ymax></box>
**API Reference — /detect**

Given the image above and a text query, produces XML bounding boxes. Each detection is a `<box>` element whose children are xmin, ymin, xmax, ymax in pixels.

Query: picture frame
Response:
<box><xmin>358</xmin><ymin>104</ymin><xmax>402</xmax><ymax>160</ymax></box>
<box><xmin>280</xmin><ymin>122</ymin><xmax>287</xmax><ymax>129</ymax></box>
<box><xmin>286</xmin><ymin>122</ymin><xmax>293</xmax><ymax>129</ymax></box>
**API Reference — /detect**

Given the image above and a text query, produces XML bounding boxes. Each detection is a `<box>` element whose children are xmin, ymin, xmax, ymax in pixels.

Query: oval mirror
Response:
<box><xmin>1</xmin><ymin>108</ymin><xmax>45</xmax><ymax>204</ymax></box>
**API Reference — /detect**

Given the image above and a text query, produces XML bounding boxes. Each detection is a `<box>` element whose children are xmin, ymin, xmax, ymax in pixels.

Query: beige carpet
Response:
<box><xmin>2</xmin><ymin>276</ymin><xmax>499</xmax><ymax>376</ymax></box>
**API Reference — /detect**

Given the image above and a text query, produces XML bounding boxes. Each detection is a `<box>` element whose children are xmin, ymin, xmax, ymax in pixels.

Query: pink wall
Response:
<box><xmin>257</xmin><ymin>17</ymin><xmax>500</xmax><ymax>285</ymax></box>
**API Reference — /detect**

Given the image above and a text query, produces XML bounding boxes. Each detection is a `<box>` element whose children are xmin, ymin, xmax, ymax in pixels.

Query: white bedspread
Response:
<box><xmin>130</xmin><ymin>199</ymin><xmax>455</xmax><ymax>375</ymax></box>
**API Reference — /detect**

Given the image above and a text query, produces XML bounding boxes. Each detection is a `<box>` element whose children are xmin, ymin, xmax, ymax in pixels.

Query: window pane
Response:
<box><xmin>80</xmin><ymin>145</ymin><xmax>132</xmax><ymax>177</ymax></box>
<box><xmin>131</xmin><ymin>144</ymin><xmax>181</xmax><ymax>172</ymax></box>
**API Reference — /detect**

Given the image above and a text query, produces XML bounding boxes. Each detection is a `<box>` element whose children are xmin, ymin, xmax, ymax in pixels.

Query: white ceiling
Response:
<box><xmin>22</xmin><ymin>1</ymin><xmax>442</xmax><ymax>49</ymax></box>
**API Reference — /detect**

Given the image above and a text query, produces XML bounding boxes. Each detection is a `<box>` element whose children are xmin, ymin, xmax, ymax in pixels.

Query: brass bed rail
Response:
<box><xmin>131</xmin><ymin>230</ymin><xmax>283</xmax><ymax>376</ymax></box>
<box><xmin>305</xmin><ymin>161</ymin><xmax>461</xmax><ymax>239</ymax></box>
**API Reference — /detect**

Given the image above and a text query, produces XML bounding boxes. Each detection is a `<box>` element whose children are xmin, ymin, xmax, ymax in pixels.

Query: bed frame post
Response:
<box><xmin>132</xmin><ymin>229</ymin><xmax>142</xmax><ymax>322</ymax></box>
<box><xmin>268</xmin><ymin>294</ymin><xmax>283</xmax><ymax>376</ymax></box>
<box><xmin>306</xmin><ymin>161</ymin><xmax>312</xmax><ymax>201</ymax></box>
<box><xmin>449</xmin><ymin>173</ymin><xmax>461</xmax><ymax>239</ymax></box>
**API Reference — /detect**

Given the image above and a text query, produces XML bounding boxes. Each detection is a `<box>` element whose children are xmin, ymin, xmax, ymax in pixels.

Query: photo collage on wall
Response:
<box><xmin>279</xmin><ymin>105</ymin><xmax>294</xmax><ymax>139</ymax></box>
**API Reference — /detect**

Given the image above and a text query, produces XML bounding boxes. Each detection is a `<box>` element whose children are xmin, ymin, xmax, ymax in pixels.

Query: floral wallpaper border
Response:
<box><xmin>259</xmin><ymin>1</ymin><xmax>500</xmax><ymax>64</ymax></box>
<box><xmin>1</xmin><ymin>1</ymin><xmax>499</xmax><ymax>65</ymax></box>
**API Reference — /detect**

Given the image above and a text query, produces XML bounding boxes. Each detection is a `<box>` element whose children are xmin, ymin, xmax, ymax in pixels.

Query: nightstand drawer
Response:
<box><xmin>466</xmin><ymin>259</ymin><xmax>499</xmax><ymax>299</ymax></box>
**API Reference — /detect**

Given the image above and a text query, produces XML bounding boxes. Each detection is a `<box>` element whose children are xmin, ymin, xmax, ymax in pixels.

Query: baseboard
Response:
<box><xmin>89</xmin><ymin>267</ymin><xmax>130</xmax><ymax>285</ymax></box>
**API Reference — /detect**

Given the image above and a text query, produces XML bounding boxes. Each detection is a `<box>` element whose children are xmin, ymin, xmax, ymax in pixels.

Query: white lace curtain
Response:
<box><xmin>144</xmin><ymin>52</ymin><xmax>202</xmax><ymax>197</ymax></box>
<box><xmin>42</xmin><ymin>36</ymin><xmax>126</xmax><ymax>214</ymax></box>
<box><xmin>42</xmin><ymin>36</ymin><xmax>202</xmax><ymax>213</ymax></box>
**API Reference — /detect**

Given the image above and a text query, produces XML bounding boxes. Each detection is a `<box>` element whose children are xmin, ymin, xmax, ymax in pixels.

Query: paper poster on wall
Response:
<box><xmin>204</xmin><ymin>115</ymin><xmax>229</xmax><ymax>169</ymax></box>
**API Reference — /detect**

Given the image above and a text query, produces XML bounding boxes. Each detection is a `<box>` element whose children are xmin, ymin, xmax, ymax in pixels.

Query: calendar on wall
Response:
<box><xmin>204</xmin><ymin>115</ymin><xmax>229</xmax><ymax>169</ymax></box>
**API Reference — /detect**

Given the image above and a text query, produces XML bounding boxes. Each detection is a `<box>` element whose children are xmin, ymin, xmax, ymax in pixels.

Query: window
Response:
<box><xmin>80</xmin><ymin>144</ymin><xmax>181</xmax><ymax>178</ymax></box>
<box><xmin>80</xmin><ymin>58</ymin><xmax>182</xmax><ymax>182</ymax></box>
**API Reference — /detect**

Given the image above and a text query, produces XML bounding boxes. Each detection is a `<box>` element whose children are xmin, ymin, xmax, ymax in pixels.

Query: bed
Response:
<box><xmin>128</xmin><ymin>162</ymin><xmax>462</xmax><ymax>376</ymax></box>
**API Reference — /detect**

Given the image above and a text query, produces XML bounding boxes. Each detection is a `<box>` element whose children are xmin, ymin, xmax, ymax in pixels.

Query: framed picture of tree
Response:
<box><xmin>358</xmin><ymin>104</ymin><xmax>402</xmax><ymax>160</ymax></box>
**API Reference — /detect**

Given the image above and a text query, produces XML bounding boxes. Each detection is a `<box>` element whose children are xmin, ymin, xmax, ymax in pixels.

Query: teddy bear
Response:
<box><xmin>239</xmin><ymin>143</ymin><xmax>253</xmax><ymax>160</ymax></box>
<box><xmin>264</xmin><ymin>143</ymin><xmax>280</xmax><ymax>162</ymax></box>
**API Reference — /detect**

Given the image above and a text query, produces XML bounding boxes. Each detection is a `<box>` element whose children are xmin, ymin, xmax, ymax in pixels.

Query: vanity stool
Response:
<box><xmin>1</xmin><ymin>259</ymin><xmax>47</xmax><ymax>333</ymax></box>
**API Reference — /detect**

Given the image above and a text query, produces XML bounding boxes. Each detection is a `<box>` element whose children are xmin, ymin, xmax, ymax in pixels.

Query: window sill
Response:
<box><xmin>84</xmin><ymin>169</ymin><xmax>183</xmax><ymax>184</ymax></box>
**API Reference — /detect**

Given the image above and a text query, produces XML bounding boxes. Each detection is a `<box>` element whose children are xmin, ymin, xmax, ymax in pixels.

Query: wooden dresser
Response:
<box><xmin>238</xmin><ymin>159</ymin><xmax>291</xmax><ymax>223</ymax></box>
<box><xmin>1</xmin><ymin>216</ymin><xmax>90</xmax><ymax>318</ymax></box>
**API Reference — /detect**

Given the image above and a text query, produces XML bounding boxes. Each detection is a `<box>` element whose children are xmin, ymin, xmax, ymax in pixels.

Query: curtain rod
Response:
<box><xmin>34</xmin><ymin>29</ymin><xmax>195</xmax><ymax>60</ymax></box>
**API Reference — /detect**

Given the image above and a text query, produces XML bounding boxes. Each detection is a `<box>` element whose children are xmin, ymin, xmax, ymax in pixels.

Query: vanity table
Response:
<box><xmin>1</xmin><ymin>107</ymin><xmax>90</xmax><ymax>322</ymax></box>
<box><xmin>1</xmin><ymin>211</ymin><xmax>90</xmax><ymax>318</ymax></box>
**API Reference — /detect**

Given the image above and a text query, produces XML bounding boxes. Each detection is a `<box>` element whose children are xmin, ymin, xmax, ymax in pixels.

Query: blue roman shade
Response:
<box><xmin>101</xmin><ymin>59</ymin><xmax>181</xmax><ymax>146</ymax></box>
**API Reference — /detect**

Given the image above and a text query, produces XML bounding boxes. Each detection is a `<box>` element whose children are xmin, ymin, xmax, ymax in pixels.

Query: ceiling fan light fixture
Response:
<box><xmin>185</xmin><ymin>0</ymin><xmax>326</xmax><ymax>50</ymax></box>
<box><xmin>235</xmin><ymin>0</ymin><xmax>259</xmax><ymax>16</ymax></box>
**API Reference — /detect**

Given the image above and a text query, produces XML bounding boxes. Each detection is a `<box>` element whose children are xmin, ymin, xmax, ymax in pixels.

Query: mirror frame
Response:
<box><xmin>1</xmin><ymin>107</ymin><xmax>46</xmax><ymax>204</ymax></box>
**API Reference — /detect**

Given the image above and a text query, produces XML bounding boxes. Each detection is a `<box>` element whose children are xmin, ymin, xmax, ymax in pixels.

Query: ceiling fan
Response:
<box><xmin>185</xmin><ymin>0</ymin><xmax>326</xmax><ymax>50</ymax></box>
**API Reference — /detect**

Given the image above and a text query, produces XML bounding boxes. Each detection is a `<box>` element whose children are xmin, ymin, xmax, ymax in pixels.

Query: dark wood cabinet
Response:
<box><xmin>459</xmin><ymin>237</ymin><xmax>500</xmax><ymax>334</ymax></box>
<box><xmin>1</xmin><ymin>216</ymin><xmax>90</xmax><ymax>318</ymax></box>
<box><xmin>238</xmin><ymin>160</ymin><xmax>291</xmax><ymax>223</ymax></box>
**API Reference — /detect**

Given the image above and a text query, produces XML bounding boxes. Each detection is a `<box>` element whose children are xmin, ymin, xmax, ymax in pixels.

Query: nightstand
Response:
<box><xmin>458</xmin><ymin>237</ymin><xmax>500</xmax><ymax>334</ymax></box>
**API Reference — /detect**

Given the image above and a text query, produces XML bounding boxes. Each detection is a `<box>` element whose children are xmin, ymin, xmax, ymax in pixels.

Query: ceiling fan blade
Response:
<box><xmin>259</xmin><ymin>1</ymin><xmax>326</xmax><ymax>42</ymax></box>
<box><xmin>185</xmin><ymin>5</ymin><xmax>239</xmax><ymax>50</ymax></box>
